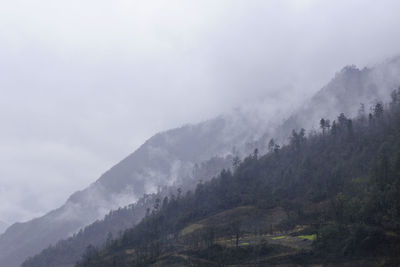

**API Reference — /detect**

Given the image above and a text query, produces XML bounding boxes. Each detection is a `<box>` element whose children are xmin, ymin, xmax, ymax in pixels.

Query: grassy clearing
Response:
<box><xmin>180</xmin><ymin>224</ymin><xmax>203</xmax><ymax>236</ymax></box>
<box><xmin>297</xmin><ymin>234</ymin><xmax>316</xmax><ymax>241</ymax></box>
<box><xmin>271</xmin><ymin>236</ymin><xmax>287</xmax><ymax>240</ymax></box>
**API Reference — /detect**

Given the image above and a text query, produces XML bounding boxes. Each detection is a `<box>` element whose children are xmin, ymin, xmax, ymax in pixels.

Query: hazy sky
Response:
<box><xmin>1</xmin><ymin>0</ymin><xmax>400</xmax><ymax>225</ymax></box>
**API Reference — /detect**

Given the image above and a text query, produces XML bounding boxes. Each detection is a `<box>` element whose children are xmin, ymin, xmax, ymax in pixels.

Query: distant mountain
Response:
<box><xmin>5</xmin><ymin>56</ymin><xmax>400</xmax><ymax>267</ymax></box>
<box><xmin>0</xmin><ymin>221</ymin><xmax>8</xmax><ymax>235</ymax></box>
<box><xmin>274</xmin><ymin>57</ymin><xmax>400</xmax><ymax>142</ymax></box>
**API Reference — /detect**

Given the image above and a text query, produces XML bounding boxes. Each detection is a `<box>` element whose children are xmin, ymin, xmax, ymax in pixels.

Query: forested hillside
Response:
<box><xmin>74</xmin><ymin>89</ymin><xmax>400</xmax><ymax>266</ymax></box>
<box><xmin>1</xmin><ymin>110</ymin><xmax>262</xmax><ymax>267</ymax></box>
<box><xmin>21</xmin><ymin>156</ymin><xmax>234</xmax><ymax>267</ymax></box>
<box><xmin>8</xmin><ymin>58</ymin><xmax>400</xmax><ymax>267</ymax></box>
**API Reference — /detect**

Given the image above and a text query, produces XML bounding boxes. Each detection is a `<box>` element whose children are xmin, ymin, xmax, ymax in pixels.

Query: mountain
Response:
<box><xmin>6</xmin><ymin>56</ymin><xmax>400</xmax><ymax>267</ymax></box>
<box><xmin>0</xmin><ymin>110</ymin><xmax>269</xmax><ymax>267</ymax></box>
<box><xmin>274</xmin><ymin>57</ymin><xmax>400</xmax><ymax>142</ymax></box>
<box><xmin>73</xmin><ymin>88</ymin><xmax>400</xmax><ymax>267</ymax></box>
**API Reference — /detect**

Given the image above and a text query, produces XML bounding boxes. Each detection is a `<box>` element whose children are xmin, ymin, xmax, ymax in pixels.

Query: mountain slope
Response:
<box><xmin>21</xmin><ymin>155</ymin><xmax>234</xmax><ymax>267</ymax></box>
<box><xmin>15</xmin><ymin>57</ymin><xmax>400</xmax><ymax>267</ymax></box>
<box><xmin>274</xmin><ymin>57</ymin><xmax>400</xmax><ymax>142</ymax></box>
<box><xmin>0</xmin><ymin>111</ymin><xmax>269</xmax><ymax>267</ymax></box>
<box><xmin>75</xmin><ymin>89</ymin><xmax>400</xmax><ymax>267</ymax></box>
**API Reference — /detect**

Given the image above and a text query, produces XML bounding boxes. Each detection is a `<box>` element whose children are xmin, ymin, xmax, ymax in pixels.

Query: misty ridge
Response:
<box><xmin>18</xmin><ymin>56</ymin><xmax>400</xmax><ymax>267</ymax></box>
<box><xmin>0</xmin><ymin>56</ymin><xmax>399</xmax><ymax>267</ymax></box>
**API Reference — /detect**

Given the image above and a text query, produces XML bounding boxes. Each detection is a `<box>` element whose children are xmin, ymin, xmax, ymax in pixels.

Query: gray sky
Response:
<box><xmin>1</xmin><ymin>0</ymin><xmax>400</xmax><ymax>225</ymax></box>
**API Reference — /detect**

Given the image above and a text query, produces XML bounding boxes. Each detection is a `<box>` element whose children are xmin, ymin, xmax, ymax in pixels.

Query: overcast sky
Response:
<box><xmin>1</xmin><ymin>0</ymin><xmax>400</xmax><ymax>225</ymax></box>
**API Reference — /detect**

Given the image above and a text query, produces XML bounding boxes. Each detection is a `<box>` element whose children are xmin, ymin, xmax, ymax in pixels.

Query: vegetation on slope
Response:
<box><xmin>74</xmin><ymin>89</ymin><xmax>400</xmax><ymax>266</ymax></box>
<box><xmin>22</xmin><ymin>155</ymin><xmax>234</xmax><ymax>267</ymax></box>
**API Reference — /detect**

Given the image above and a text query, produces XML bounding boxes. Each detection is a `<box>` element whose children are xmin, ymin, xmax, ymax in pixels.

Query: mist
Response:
<box><xmin>1</xmin><ymin>0</ymin><xmax>400</xmax><ymax>225</ymax></box>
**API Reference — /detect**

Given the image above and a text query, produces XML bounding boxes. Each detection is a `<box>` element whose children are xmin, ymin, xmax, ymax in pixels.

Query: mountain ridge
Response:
<box><xmin>0</xmin><ymin>108</ymin><xmax>269</xmax><ymax>267</ymax></box>
<box><xmin>4</xmin><ymin>56</ymin><xmax>400</xmax><ymax>267</ymax></box>
<box><xmin>72</xmin><ymin>86</ymin><xmax>400</xmax><ymax>267</ymax></box>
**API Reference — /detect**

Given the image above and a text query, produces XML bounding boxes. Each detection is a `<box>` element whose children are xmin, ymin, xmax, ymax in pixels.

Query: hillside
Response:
<box><xmin>73</xmin><ymin>89</ymin><xmax>400</xmax><ymax>266</ymax></box>
<box><xmin>0</xmin><ymin>111</ymin><xmax>268</xmax><ymax>267</ymax></box>
<box><xmin>18</xmin><ymin>58</ymin><xmax>400</xmax><ymax>267</ymax></box>
<box><xmin>274</xmin><ymin>57</ymin><xmax>400</xmax><ymax>142</ymax></box>
<box><xmin>21</xmin><ymin>155</ymin><xmax>234</xmax><ymax>267</ymax></box>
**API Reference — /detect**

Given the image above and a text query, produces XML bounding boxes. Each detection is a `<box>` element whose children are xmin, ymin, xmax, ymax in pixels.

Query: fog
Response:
<box><xmin>1</xmin><ymin>0</ymin><xmax>400</xmax><ymax>225</ymax></box>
